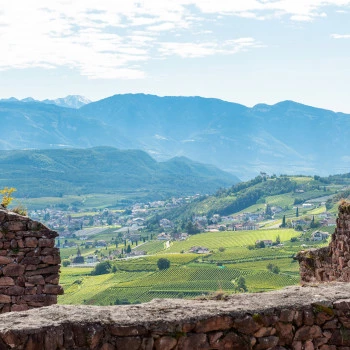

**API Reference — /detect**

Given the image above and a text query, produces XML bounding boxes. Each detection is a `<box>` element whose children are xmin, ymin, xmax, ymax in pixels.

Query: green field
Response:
<box><xmin>58</xmin><ymin>228</ymin><xmax>318</xmax><ymax>306</ymax></box>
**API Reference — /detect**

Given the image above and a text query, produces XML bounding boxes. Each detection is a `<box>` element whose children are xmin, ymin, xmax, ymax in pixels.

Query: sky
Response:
<box><xmin>0</xmin><ymin>0</ymin><xmax>350</xmax><ymax>112</ymax></box>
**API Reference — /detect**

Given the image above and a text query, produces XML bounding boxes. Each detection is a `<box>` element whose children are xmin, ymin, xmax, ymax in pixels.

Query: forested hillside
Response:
<box><xmin>0</xmin><ymin>147</ymin><xmax>238</xmax><ymax>199</ymax></box>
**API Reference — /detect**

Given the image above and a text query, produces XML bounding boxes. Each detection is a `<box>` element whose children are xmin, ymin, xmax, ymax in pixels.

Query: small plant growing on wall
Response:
<box><xmin>0</xmin><ymin>187</ymin><xmax>16</xmax><ymax>208</ymax></box>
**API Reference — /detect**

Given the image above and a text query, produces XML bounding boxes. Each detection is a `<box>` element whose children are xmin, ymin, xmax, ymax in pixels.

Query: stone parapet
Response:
<box><xmin>0</xmin><ymin>209</ymin><xmax>62</xmax><ymax>313</ymax></box>
<box><xmin>0</xmin><ymin>284</ymin><xmax>349</xmax><ymax>349</ymax></box>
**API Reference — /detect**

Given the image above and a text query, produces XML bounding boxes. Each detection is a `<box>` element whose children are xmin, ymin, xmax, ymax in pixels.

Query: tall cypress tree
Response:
<box><xmin>281</xmin><ymin>215</ymin><xmax>286</xmax><ymax>227</ymax></box>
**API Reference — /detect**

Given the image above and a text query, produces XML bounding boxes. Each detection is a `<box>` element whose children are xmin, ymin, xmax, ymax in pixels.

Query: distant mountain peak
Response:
<box><xmin>42</xmin><ymin>95</ymin><xmax>91</xmax><ymax>109</ymax></box>
<box><xmin>0</xmin><ymin>95</ymin><xmax>91</xmax><ymax>109</ymax></box>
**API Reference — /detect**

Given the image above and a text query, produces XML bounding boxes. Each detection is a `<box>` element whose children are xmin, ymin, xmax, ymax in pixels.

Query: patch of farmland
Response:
<box><xmin>165</xmin><ymin>229</ymin><xmax>298</xmax><ymax>253</ymax></box>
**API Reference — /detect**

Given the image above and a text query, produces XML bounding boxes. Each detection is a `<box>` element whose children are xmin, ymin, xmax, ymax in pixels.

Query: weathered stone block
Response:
<box><xmin>195</xmin><ymin>315</ymin><xmax>233</xmax><ymax>332</ymax></box>
<box><xmin>24</xmin><ymin>237</ymin><xmax>38</xmax><ymax>248</ymax></box>
<box><xmin>2</xmin><ymin>263</ymin><xmax>25</xmax><ymax>277</ymax></box>
<box><xmin>0</xmin><ymin>277</ymin><xmax>14</xmax><ymax>286</ymax></box>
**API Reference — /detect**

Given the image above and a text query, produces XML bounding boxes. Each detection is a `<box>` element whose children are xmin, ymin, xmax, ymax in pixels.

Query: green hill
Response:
<box><xmin>0</xmin><ymin>147</ymin><xmax>239</xmax><ymax>199</ymax></box>
<box><xmin>160</xmin><ymin>174</ymin><xmax>350</xmax><ymax>221</ymax></box>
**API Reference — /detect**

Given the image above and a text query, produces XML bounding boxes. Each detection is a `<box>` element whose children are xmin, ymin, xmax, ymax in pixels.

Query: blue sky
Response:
<box><xmin>0</xmin><ymin>0</ymin><xmax>350</xmax><ymax>112</ymax></box>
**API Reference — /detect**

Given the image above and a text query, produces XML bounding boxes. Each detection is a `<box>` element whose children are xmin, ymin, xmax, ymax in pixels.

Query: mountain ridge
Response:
<box><xmin>0</xmin><ymin>93</ymin><xmax>349</xmax><ymax>179</ymax></box>
<box><xmin>0</xmin><ymin>95</ymin><xmax>91</xmax><ymax>109</ymax></box>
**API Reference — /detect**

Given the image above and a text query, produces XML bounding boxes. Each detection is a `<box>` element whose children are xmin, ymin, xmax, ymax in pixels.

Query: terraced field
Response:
<box><xmin>165</xmin><ymin>229</ymin><xmax>298</xmax><ymax>253</ymax></box>
<box><xmin>57</xmin><ymin>228</ymin><xmax>312</xmax><ymax>306</ymax></box>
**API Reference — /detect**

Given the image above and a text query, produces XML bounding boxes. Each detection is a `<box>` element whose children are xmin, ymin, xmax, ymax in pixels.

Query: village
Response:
<box><xmin>26</xmin><ymin>191</ymin><xmax>337</xmax><ymax>267</ymax></box>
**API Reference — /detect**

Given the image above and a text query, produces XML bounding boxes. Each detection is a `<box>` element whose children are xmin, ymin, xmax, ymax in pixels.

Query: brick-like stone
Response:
<box><xmin>155</xmin><ymin>336</ymin><xmax>177</xmax><ymax>350</ymax></box>
<box><xmin>177</xmin><ymin>333</ymin><xmax>209</xmax><ymax>350</ymax></box>
<box><xmin>0</xmin><ymin>277</ymin><xmax>15</xmax><ymax>286</ymax></box>
<box><xmin>294</xmin><ymin>325</ymin><xmax>323</xmax><ymax>341</ymax></box>
<box><xmin>24</xmin><ymin>237</ymin><xmax>38</xmax><ymax>248</ymax></box>
<box><xmin>0</xmin><ymin>294</ymin><xmax>11</xmax><ymax>303</ymax></box>
<box><xmin>0</xmin><ymin>256</ymin><xmax>13</xmax><ymax>264</ymax></box>
<box><xmin>195</xmin><ymin>315</ymin><xmax>233</xmax><ymax>332</ymax></box>
<box><xmin>116</xmin><ymin>336</ymin><xmax>142</xmax><ymax>350</ymax></box>
<box><xmin>27</xmin><ymin>275</ymin><xmax>45</xmax><ymax>285</ymax></box>
<box><xmin>2</xmin><ymin>263</ymin><xmax>25</xmax><ymax>277</ymax></box>
<box><xmin>38</xmin><ymin>238</ymin><xmax>54</xmax><ymax>248</ymax></box>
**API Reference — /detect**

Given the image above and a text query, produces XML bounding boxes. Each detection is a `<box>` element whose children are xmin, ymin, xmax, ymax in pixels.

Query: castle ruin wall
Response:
<box><xmin>0</xmin><ymin>209</ymin><xmax>63</xmax><ymax>313</ymax></box>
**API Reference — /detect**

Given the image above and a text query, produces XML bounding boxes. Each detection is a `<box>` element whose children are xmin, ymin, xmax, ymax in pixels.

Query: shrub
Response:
<box><xmin>0</xmin><ymin>187</ymin><xmax>16</xmax><ymax>208</ymax></box>
<box><xmin>157</xmin><ymin>258</ymin><xmax>170</xmax><ymax>270</ymax></box>
<box><xmin>62</xmin><ymin>259</ymin><xmax>71</xmax><ymax>267</ymax></box>
<box><xmin>91</xmin><ymin>261</ymin><xmax>112</xmax><ymax>275</ymax></box>
<box><xmin>12</xmin><ymin>204</ymin><xmax>27</xmax><ymax>216</ymax></box>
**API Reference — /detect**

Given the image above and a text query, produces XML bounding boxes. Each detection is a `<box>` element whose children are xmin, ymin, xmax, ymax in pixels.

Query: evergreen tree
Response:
<box><xmin>126</xmin><ymin>244</ymin><xmax>131</xmax><ymax>254</ymax></box>
<box><xmin>296</xmin><ymin>207</ymin><xmax>299</xmax><ymax>217</ymax></box>
<box><xmin>281</xmin><ymin>215</ymin><xmax>286</xmax><ymax>228</ymax></box>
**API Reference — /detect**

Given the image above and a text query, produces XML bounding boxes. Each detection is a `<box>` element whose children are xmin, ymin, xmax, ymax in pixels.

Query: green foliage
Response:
<box><xmin>62</xmin><ymin>259</ymin><xmax>71</xmax><ymax>267</ymax></box>
<box><xmin>186</xmin><ymin>221</ymin><xmax>200</xmax><ymax>234</ymax></box>
<box><xmin>235</xmin><ymin>276</ymin><xmax>247</xmax><ymax>292</ymax></box>
<box><xmin>256</xmin><ymin>241</ymin><xmax>265</xmax><ymax>249</ymax></box>
<box><xmin>91</xmin><ymin>261</ymin><xmax>113</xmax><ymax>275</ymax></box>
<box><xmin>267</xmin><ymin>263</ymin><xmax>280</xmax><ymax>274</ymax></box>
<box><xmin>275</xmin><ymin>235</ymin><xmax>281</xmax><ymax>244</ymax></box>
<box><xmin>126</xmin><ymin>245</ymin><xmax>131</xmax><ymax>254</ymax></box>
<box><xmin>157</xmin><ymin>258</ymin><xmax>171</xmax><ymax>270</ymax></box>
<box><xmin>0</xmin><ymin>187</ymin><xmax>16</xmax><ymax>208</ymax></box>
<box><xmin>280</xmin><ymin>215</ymin><xmax>286</xmax><ymax>228</ymax></box>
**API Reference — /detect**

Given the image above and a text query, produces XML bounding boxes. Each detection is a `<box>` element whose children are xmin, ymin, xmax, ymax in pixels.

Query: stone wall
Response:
<box><xmin>0</xmin><ymin>284</ymin><xmax>350</xmax><ymax>349</ymax></box>
<box><xmin>0</xmin><ymin>209</ymin><xmax>62</xmax><ymax>313</ymax></box>
<box><xmin>296</xmin><ymin>201</ymin><xmax>350</xmax><ymax>284</ymax></box>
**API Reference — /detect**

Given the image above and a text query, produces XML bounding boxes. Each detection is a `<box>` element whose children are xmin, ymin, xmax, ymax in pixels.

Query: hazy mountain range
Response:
<box><xmin>1</xmin><ymin>93</ymin><xmax>349</xmax><ymax>179</ymax></box>
<box><xmin>0</xmin><ymin>95</ymin><xmax>91</xmax><ymax>109</ymax></box>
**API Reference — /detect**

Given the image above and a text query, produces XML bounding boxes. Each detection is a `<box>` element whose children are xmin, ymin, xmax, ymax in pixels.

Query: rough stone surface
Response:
<box><xmin>0</xmin><ymin>284</ymin><xmax>347</xmax><ymax>349</ymax></box>
<box><xmin>0</xmin><ymin>209</ymin><xmax>62</xmax><ymax>313</ymax></box>
<box><xmin>296</xmin><ymin>202</ymin><xmax>350</xmax><ymax>284</ymax></box>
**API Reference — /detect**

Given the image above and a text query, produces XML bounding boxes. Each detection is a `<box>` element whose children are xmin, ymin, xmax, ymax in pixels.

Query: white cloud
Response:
<box><xmin>0</xmin><ymin>0</ymin><xmax>349</xmax><ymax>79</ymax></box>
<box><xmin>331</xmin><ymin>33</ymin><xmax>350</xmax><ymax>38</ymax></box>
<box><xmin>159</xmin><ymin>38</ymin><xmax>263</xmax><ymax>58</ymax></box>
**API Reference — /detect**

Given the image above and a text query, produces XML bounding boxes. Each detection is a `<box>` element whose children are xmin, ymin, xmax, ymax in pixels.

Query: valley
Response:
<box><xmin>16</xmin><ymin>173</ymin><xmax>347</xmax><ymax>306</ymax></box>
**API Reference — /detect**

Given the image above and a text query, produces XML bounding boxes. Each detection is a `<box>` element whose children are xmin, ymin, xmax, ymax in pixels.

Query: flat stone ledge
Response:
<box><xmin>1</xmin><ymin>283</ymin><xmax>350</xmax><ymax>333</ymax></box>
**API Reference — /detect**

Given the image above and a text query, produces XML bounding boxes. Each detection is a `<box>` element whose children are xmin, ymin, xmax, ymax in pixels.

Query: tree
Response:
<box><xmin>185</xmin><ymin>221</ymin><xmax>200</xmax><ymax>235</ymax></box>
<box><xmin>157</xmin><ymin>258</ymin><xmax>170</xmax><ymax>270</ymax></box>
<box><xmin>256</xmin><ymin>241</ymin><xmax>265</xmax><ymax>249</ymax></box>
<box><xmin>272</xmin><ymin>265</ymin><xmax>280</xmax><ymax>274</ymax></box>
<box><xmin>296</xmin><ymin>207</ymin><xmax>299</xmax><ymax>217</ymax></box>
<box><xmin>91</xmin><ymin>261</ymin><xmax>112</xmax><ymax>275</ymax></box>
<box><xmin>280</xmin><ymin>215</ymin><xmax>286</xmax><ymax>228</ymax></box>
<box><xmin>265</xmin><ymin>204</ymin><xmax>273</xmax><ymax>218</ymax></box>
<box><xmin>236</xmin><ymin>276</ymin><xmax>247</xmax><ymax>292</ymax></box>
<box><xmin>275</xmin><ymin>235</ymin><xmax>281</xmax><ymax>244</ymax></box>
<box><xmin>126</xmin><ymin>244</ymin><xmax>131</xmax><ymax>254</ymax></box>
<box><xmin>310</xmin><ymin>215</ymin><xmax>318</xmax><ymax>228</ymax></box>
